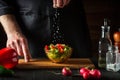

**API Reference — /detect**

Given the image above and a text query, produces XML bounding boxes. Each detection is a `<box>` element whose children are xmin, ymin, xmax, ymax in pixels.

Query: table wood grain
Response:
<box><xmin>16</xmin><ymin>58</ymin><xmax>95</xmax><ymax>69</ymax></box>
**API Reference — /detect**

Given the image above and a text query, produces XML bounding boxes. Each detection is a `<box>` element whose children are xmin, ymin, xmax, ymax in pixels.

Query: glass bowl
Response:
<box><xmin>44</xmin><ymin>44</ymin><xmax>72</xmax><ymax>63</ymax></box>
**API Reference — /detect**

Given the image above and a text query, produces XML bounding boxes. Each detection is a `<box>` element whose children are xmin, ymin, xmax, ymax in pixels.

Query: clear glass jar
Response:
<box><xmin>106</xmin><ymin>46</ymin><xmax>120</xmax><ymax>72</ymax></box>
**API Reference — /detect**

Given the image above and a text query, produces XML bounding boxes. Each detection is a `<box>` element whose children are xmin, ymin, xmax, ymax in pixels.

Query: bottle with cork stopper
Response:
<box><xmin>113</xmin><ymin>28</ymin><xmax>120</xmax><ymax>52</ymax></box>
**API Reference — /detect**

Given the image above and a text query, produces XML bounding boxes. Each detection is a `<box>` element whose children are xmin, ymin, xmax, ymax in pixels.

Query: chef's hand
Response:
<box><xmin>6</xmin><ymin>32</ymin><xmax>32</xmax><ymax>62</ymax></box>
<box><xmin>0</xmin><ymin>14</ymin><xmax>32</xmax><ymax>62</ymax></box>
<box><xmin>53</xmin><ymin>0</ymin><xmax>71</xmax><ymax>8</ymax></box>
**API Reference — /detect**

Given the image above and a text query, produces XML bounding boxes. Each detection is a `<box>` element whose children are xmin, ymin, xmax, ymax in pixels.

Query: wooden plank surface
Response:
<box><xmin>16</xmin><ymin>58</ymin><xmax>95</xmax><ymax>69</ymax></box>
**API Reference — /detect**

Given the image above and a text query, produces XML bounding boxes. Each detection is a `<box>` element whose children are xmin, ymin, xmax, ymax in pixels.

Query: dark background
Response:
<box><xmin>0</xmin><ymin>0</ymin><xmax>120</xmax><ymax>57</ymax></box>
<box><xmin>82</xmin><ymin>0</ymin><xmax>120</xmax><ymax>57</ymax></box>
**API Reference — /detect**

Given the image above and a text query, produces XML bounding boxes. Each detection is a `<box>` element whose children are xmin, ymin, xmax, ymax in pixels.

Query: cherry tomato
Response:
<box><xmin>56</xmin><ymin>44</ymin><xmax>64</xmax><ymax>49</ymax></box>
<box><xmin>45</xmin><ymin>45</ymin><xmax>49</xmax><ymax>50</ymax></box>
<box><xmin>62</xmin><ymin>67</ymin><xmax>72</xmax><ymax>76</ymax></box>
<box><xmin>80</xmin><ymin>67</ymin><xmax>90</xmax><ymax>76</ymax></box>
<box><xmin>82</xmin><ymin>72</ymin><xmax>91</xmax><ymax>79</ymax></box>
<box><xmin>58</xmin><ymin>47</ymin><xmax>64</xmax><ymax>53</ymax></box>
<box><xmin>89</xmin><ymin>69</ymin><xmax>101</xmax><ymax>79</ymax></box>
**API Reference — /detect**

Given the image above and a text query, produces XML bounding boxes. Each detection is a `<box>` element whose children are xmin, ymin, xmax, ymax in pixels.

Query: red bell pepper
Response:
<box><xmin>0</xmin><ymin>48</ymin><xmax>18</xmax><ymax>69</ymax></box>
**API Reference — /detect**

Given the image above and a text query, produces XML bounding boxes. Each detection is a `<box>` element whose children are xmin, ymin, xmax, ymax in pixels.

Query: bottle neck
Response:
<box><xmin>101</xmin><ymin>26</ymin><xmax>110</xmax><ymax>38</ymax></box>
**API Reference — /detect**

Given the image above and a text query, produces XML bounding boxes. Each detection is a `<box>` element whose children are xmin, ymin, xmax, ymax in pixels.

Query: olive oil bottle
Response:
<box><xmin>98</xmin><ymin>19</ymin><xmax>112</xmax><ymax>69</ymax></box>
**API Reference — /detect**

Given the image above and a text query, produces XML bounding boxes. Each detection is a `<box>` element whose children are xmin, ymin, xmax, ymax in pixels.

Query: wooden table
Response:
<box><xmin>1</xmin><ymin>58</ymin><xmax>120</xmax><ymax>80</ymax></box>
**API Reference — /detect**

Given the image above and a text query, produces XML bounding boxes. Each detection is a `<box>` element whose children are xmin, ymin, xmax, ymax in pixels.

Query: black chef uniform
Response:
<box><xmin>0</xmin><ymin>0</ymin><xmax>92</xmax><ymax>58</ymax></box>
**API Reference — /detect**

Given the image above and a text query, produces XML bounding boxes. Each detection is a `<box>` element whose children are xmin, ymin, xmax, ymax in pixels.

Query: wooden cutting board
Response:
<box><xmin>16</xmin><ymin>58</ymin><xmax>95</xmax><ymax>69</ymax></box>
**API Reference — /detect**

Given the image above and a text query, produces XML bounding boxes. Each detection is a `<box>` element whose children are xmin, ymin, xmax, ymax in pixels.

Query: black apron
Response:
<box><xmin>0</xmin><ymin>0</ymin><xmax>92</xmax><ymax>58</ymax></box>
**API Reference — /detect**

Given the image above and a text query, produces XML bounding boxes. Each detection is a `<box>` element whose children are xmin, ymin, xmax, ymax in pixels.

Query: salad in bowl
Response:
<box><xmin>44</xmin><ymin>44</ymin><xmax>72</xmax><ymax>63</ymax></box>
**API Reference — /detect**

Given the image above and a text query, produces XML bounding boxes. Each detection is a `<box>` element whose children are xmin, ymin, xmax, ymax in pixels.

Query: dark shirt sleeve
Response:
<box><xmin>0</xmin><ymin>0</ymin><xmax>13</xmax><ymax>16</ymax></box>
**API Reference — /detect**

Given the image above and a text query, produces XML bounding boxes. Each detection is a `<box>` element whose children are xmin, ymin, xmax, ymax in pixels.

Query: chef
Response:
<box><xmin>0</xmin><ymin>0</ymin><xmax>92</xmax><ymax>62</ymax></box>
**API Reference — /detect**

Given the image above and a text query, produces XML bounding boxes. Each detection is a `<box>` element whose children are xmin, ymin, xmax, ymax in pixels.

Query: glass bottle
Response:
<box><xmin>113</xmin><ymin>28</ymin><xmax>120</xmax><ymax>53</ymax></box>
<box><xmin>98</xmin><ymin>19</ymin><xmax>112</xmax><ymax>69</ymax></box>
